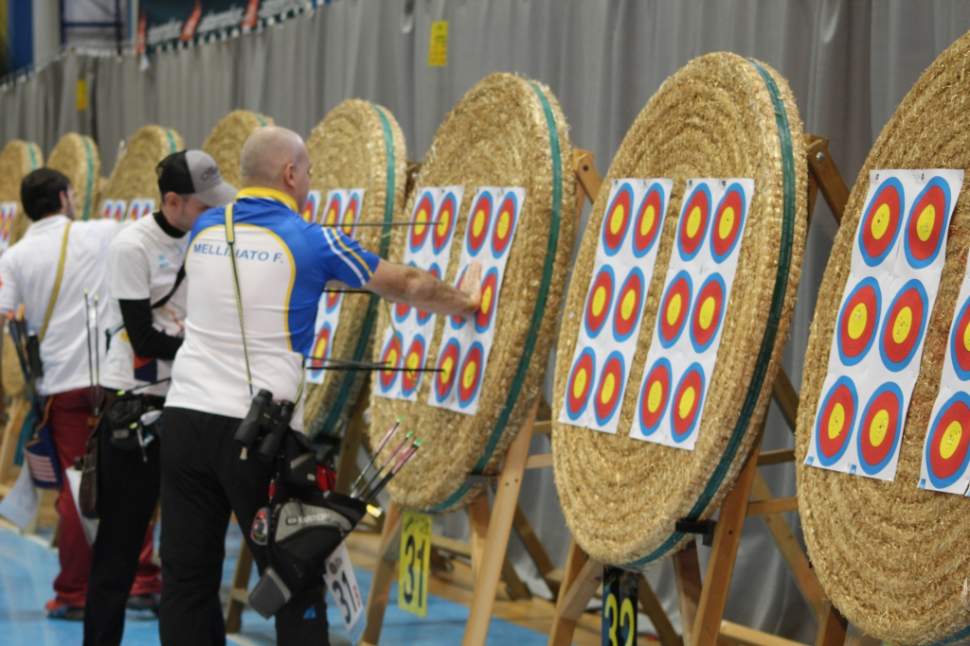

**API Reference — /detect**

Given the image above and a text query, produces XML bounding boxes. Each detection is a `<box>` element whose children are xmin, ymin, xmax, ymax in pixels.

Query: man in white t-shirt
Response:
<box><xmin>0</xmin><ymin>168</ymin><xmax>124</xmax><ymax>619</ymax></box>
<box><xmin>159</xmin><ymin>127</ymin><xmax>482</xmax><ymax>645</ymax></box>
<box><xmin>84</xmin><ymin>150</ymin><xmax>235</xmax><ymax>645</ymax></box>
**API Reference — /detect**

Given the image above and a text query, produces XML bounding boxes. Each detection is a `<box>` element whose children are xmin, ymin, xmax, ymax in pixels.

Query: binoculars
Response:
<box><xmin>234</xmin><ymin>389</ymin><xmax>295</xmax><ymax>462</ymax></box>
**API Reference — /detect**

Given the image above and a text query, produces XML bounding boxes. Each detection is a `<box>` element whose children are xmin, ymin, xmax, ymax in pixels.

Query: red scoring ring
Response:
<box><xmin>409</xmin><ymin>193</ymin><xmax>434</xmax><ymax>250</ymax></box>
<box><xmin>632</xmin><ymin>185</ymin><xmax>664</xmax><ymax>256</ymax></box>
<box><xmin>400</xmin><ymin>336</ymin><xmax>426</xmax><ymax>395</ymax></box>
<box><xmin>583</xmin><ymin>266</ymin><xmax>615</xmax><ymax>338</ymax></box>
<box><xmin>467</xmin><ymin>194</ymin><xmax>493</xmax><ymax>255</ymax></box>
<box><xmin>378</xmin><ymin>333</ymin><xmax>403</xmax><ymax>391</ymax></box>
<box><xmin>677</xmin><ymin>185</ymin><xmax>711</xmax><ymax>260</ymax></box>
<box><xmin>491</xmin><ymin>194</ymin><xmax>516</xmax><ymax>257</ymax></box>
<box><xmin>457</xmin><ymin>343</ymin><xmax>485</xmax><ymax>405</ymax></box>
<box><xmin>434</xmin><ymin>340</ymin><xmax>461</xmax><ymax>402</ymax></box>
<box><xmin>638</xmin><ymin>359</ymin><xmax>671</xmax><ymax>434</ymax></box>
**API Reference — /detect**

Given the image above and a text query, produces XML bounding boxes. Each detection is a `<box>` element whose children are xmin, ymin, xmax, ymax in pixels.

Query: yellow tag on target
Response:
<box><xmin>428</xmin><ymin>21</ymin><xmax>449</xmax><ymax>68</ymax></box>
<box><xmin>76</xmin><ymin>79</ymin><xmax>89</xmax><ymax>112</ymax></box>
<box><xmin>398</xmin><ymin>510</ymin><xmax>432</xmax><ymax>617</ymax></box>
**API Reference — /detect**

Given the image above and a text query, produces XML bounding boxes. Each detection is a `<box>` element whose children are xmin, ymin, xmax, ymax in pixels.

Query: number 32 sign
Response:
<box><xmin>398</xmin><ymin>509</ymin><xmax>432</xmax><ymax>617</ymax></box>
<box><xmin>602</xmin><ymin>567</ymin><xmax>638</xmax><ymax>646</ymax></box>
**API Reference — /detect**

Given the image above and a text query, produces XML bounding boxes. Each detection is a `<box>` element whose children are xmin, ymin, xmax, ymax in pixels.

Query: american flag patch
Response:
<box><xmin>25</xmin><ymin>449</ymin><xmax>59</xmax><ymax>488</ymax></box>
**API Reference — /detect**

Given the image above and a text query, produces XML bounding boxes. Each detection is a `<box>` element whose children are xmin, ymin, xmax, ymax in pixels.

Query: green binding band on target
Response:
<box><xmin>27</xmin><ymin>143</ymin><xmax>39</xmax><ymax>170</ymax></box>
<box><xmin>312</xmin><ymin>105</ymin><xmax>397</xmax><ymax>437</ymax></box>
<box><xmin>82</xmin><ymin>137</ymin><xmax>95</xmax><ymax>221</ymax></box>
<box><xmin>256</xmin><ymin>114</ymin><xmax>268</xmax><ymax>127</ymax></box>
<box><xmin>165</xmin><ymin>129</ymin><xmax>178</xmax><ymax>153</ymax></box>
<box><xmin>624</xmin><ymin>59</ymin><xmax>797</xmax><ymax>568</ymax></box>
<box><xmin>931</xmin><ymin>623</ymin><xmax>970</xmax><ymax>646</ymax></box>
<box><xmin>429</xmin><ymin>81</ymin><xmax>563</xmax><ymax>512</ymax></box>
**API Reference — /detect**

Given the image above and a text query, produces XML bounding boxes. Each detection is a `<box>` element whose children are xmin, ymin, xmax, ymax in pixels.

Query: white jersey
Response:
<box><xmin>0</xmin><ymin>215</ymin><xmax>120</xmax><ymax>396</ymax></box>
<box><xmin>101</xmin><ymin>213</ymin><xmax>188</xmax><ymax>396</ymax></box>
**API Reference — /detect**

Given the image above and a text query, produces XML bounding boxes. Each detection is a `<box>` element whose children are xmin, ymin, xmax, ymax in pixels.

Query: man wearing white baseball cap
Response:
<box><xmin>84</xmin><ymin>150</ymin><xmax>235</xmax><ymax>645</ymax></box>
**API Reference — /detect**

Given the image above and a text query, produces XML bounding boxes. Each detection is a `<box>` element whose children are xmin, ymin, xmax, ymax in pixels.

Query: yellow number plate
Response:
<box><xmin>398</xmin><ymin>509</ymin><xmax>432</xmax><ymax>617</ymax></box>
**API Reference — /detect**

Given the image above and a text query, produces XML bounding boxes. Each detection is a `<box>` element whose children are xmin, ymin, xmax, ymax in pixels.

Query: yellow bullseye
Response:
<box><xmin>497</xmin><ymin>210</ymin><xmax>511</xmax><ymax>240</ymax></box>
<box><xmin>472</xmin><ymin>209</ymin><xmax>486</xmax><ymax>238</ymax></box>
<box><xmin>827</xmin><ymin>403</ymin><xmax>846</xmax><ymax>439</ymax></box>
<box><xmin>871</xmin><ymin>203</ymin><xmax>890</xmax><ymax>240</ymax></box>
<box><xmin>610</xmin><ymin>204</ymin><xmax>626</xmax><ymax>236</ymax></box>
<box><xmin>406</xmin><ymin>351</ymin><xmax>420</xmax><ymax>372</ymax></box>
<box><xmin>620</xmin><ymin>289</ymin><xmax>637</xmax><ymax>321</ymax></box>
<box><xmin>441</xmin><ymin>356</ymin><xmax>454</xmax><ymax>384</ymax></box>
<box><xmin>916</xmin><ymin>204</ymin><xmax>936</xmax><ymax>242</ymax></box>
<box><xmin>963</xmin><ymin>321</ymin><xmax>970</xmax><ymax>353</ymax></box>
<box><xmin>718</xmin><ymin>206</ymin><xmax>735</xmax><ymax>240</ymax></box>
<box><xmin>699</xmin><ymin>296</ymin><xmax>716</xmax><ymax>330</ymax></box>
<box><xmin>387</xmin><ymin>348</ymin><xmax>398</xmax><ymax>365</ymax></box>
<box><xmin>481</xmin><ymin>285</ymin><xmax>493</xmax><ymax>315</ymax></box>
<box><xmin>572</xmin><ymin>367</ymin><xmax>588</xmax><ymax>399</ymax></box>
<box><xmin>591</xmin><ymin>286</ymin><xmax>607</xmax><ymax>317</ymax></box>
<box><xmin>869</xmin><ymin>410</ymin><xmax>890</xmax><ymax>447</ymax></box>
<box><xmin>686</xmin><ymin>206</ymin><xmax>702</xmax><ymax>238</ymax></box>
<box><xmin>647</xmin><ymin>380</ymin><xmax>663</xmax><ymax>413</ymax></box>
<box><xmin>847</xmin><ymin>302</ymin><xmax>868</xmax><ymax>340</ymax></box>
<box><xmin>437</xmin><ymin>211</ymin><xmax>450</xmax><ymax>237</ymax></box>
<box><xmin>414</xmin><ymin>208</ymin><xmax>429</xmax><ymax>235</ymax></box>
<box><xmin>678</xmin><ymin>386</ymin><xmax>696</xmax><ymax>420</ymax></box>
<box><xmin>462</xmin><ymin>361</ymin><xmax>477</xmax><ymax>389</ymax></box>
<box><xmin>892</xmin><ymin>306</ymin><xmax>913</xmax><ymax>344</ymax></box>
<box><xmin>326</xmin><ymin>207</ymin><xmax>338</xmax><ymax>225</ymax></box>
<box><xmin>940</xmin><ymin>421</ymin><xmax>964</xmax><ymax>460</ymax></box>
<box><xmin>640</xmin><ymin>204</ymin><xmax>656</xmax><ymax>238</ymax></box>
<box><xmin>314</xmin><ymin>338</ymin><xmax>327</xmax><ymax>359</ymax></box>
<box><xmin>666</xmin><ymin>293</ymin><xmax>683</xmax><ymax>326</ymax></box>
<box><xmin>600</xmin><ymin>372</ymin><xmax>616</xmax><ymax>404</ymax></box>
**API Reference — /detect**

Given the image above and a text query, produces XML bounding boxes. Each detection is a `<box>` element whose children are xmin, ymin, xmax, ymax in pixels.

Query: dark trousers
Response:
<box><xmin>158</xmin><ymin>407</ymin><xmax>329</xmax><ymax>646</ymax></box>
<box><xmin>83</xmin><ymin>395</ymin><xmax>163</xmax><ymax>646</ymax></box>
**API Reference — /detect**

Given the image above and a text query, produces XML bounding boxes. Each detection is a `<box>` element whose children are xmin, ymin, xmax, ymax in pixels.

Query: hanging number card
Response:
<box><xmin>806</xmin><ymin>169</ymin><xmax>963</xmax><ymax>481</ymax></box>
<box><xmin>630</xmin><ymin>178</ymin><xmax>753</xmax><ymax>450</ymax></box>
<box><xmin>601</xmin><ymin>567</ymin><xmax>638</xmax><ymax>646</ymax></box>
<box><xmin>376</xmin><ymin>187</ymin><xmax>462</xmax><ymax>401</ymax></box>
<box><xmin>398</xmin><ymin>509</ymin><xmax>432</xmax><ymax>617</ymax></box>
<box><xmin>428</xmin><ymin>187</ymin><xmax>524</xmax><ymax>414</ymax></box>
<box><xmin>559</xmin><ymin>179</ymin><xmax>672</xmax><ymax>433</ymax></box>
<box><xmin>324</xmin><ymin>543</ymin><xmax>366</xmax><ymax>642</ymax></box>
<box><xmin>919</xmin><ymin>250</ymin><xmax>970</xmax><ymax>494</ymax></box>
<box><xmin>307</xmin><ymin>188</ymin><xmax>366</xmax><ymax>385</ymax></box>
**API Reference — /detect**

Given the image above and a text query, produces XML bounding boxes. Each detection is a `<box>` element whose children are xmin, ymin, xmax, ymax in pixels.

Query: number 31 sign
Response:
<box><xmin>398</xmin><ymin>509</ymin><xmax>432</xmax><ymax>617</ymax></box>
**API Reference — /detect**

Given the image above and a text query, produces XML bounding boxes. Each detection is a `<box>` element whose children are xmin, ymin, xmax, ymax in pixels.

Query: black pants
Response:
<box><xmin>84</xmin><ymin>397</ymin><xmax>162</xmax><ymax>646</ymax></box>
<box><xmin>158</xmin><ymin>407</ymin><xmax>329</xmax><ymax>646</ymax></box>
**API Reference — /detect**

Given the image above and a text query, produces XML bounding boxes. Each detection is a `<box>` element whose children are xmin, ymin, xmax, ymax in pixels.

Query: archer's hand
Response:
<box><xmin>459</xmin><ymin>262</ymin><xmax>483</xmax><ymax>315</ymax></box>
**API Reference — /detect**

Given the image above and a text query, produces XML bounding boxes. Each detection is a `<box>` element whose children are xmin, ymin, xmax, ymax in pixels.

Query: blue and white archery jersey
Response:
<box><xmin>165</xmin><ymin>187</ymin><xmax>380</xmax><ymax>429</ymax></box>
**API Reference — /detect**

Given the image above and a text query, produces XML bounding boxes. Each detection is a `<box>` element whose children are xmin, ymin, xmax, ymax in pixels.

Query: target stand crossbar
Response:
<box><xmin>548</xmin><ymin>135</ymin><xmax>861</xmax><ymax>646</ymax></box>
<box><xmin>359</xmin><ymin>149</ymin><xmax>626</xmax><ymax>646</ymax></box>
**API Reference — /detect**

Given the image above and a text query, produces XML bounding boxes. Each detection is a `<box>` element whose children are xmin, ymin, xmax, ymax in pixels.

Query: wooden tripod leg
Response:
<box><xmin>468</xmin><ymin>492</ymin><xmax>490</xmax><ymax>584</ymax></box>
<box><xmin>462</xmin><ymin>404</ymin><xmax>537</xmax><ymax>646</ymax></box>
<box><xmin>512</xmin><ymin>504</ymin><xmax>559</xmax><ymax>597</ymax></box>
<box><xmin>815</xmin><ymin>603</ymin><xmax>848</xmax><ymax>646</ymax></box>
<box><xmin>361</xmin><ymin>503</ymin><xmax>403</xmax><ymax>646</ymax></box>
<box><xmin>672</xmin><ymin>541</ymin><xmax>701</xmax><ymax>639</ymax></box>
<box><xmin>225</xmin><ymin>544</ymin><xmax>255</xmax><ymax>633</ymax></box>
<box><xmin>637</xmin><ymin>574</ymin><xmax>682</xmax><ymax>646</ymax></box>
<box><xmin>0</xmin><ymin>398</ymin><xmax>28</xmax><ymax>487</ymax></box>
<box><xmin>689</xmin><ymin>451</ymin><xmax>759</xmax><ymax>646</ymax></box>
<box><xmin>549</xmin><ymin>540</ymin><xmax>602</xmax><ymax>646</ymax></box>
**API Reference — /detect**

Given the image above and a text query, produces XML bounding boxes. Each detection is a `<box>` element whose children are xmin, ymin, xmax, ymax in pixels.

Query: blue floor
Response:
<box><xmin>0</xmin><ymin>524</ymin><xmax>547</xmax><ymax>645</ymax></box>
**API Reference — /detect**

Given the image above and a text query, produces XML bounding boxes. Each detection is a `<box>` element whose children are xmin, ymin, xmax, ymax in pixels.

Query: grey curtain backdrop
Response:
<box><xmin>4</xmin><ymin>0</ymin><xmax>970</xmax><ymax>639</ymax></box>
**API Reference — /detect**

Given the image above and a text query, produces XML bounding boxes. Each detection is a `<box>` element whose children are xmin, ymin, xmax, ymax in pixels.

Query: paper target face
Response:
<box><xmin>342</xmin><ymin>192</ymin><xmax>360</xmax><ymax>235</ymax></box>
<box><xmin>814</xmin><ymin>376</ymin><xmax>858</xmax><ymax>467</ymax></box>
<box><xmin>457</xmin><ymin>342</ymin><xmax>485</xmax><ymax>409</ymax></box>
<box><xmin>602</xmin><ymin>182</ymin><xmax>634</xmax><ymax>256</ymax></box>
<box><xmin>378</xmin><ymin>332</ymin><xmax>404</xmax><ymax>392</ymax></box>
<box><xmin>855</xmin><ymin>382</ymin><xmax>904</xmax><ymax>476</ymax></box>
<box><xmin>710</xmin><ymin>182</ymin><xmax>747</xmax><ymax>263</ymax></box>
<box><xmin>671</xmin><ymin>363</ymin><xmax>705</xmax><ymax>444</ymax></box>
<box><xmin>303</xmin><ymin>190</ymin><xmax>321</xmax><ymax>223</ymax></box>
<box><xmin>612</xmin><ymin>268</ymin><xmax>644</xmax><ymax>343</ymax></box>
<box><xmin>658</xmin><ymin>271</ymin><xmax>692</xmax><ymax>348</ymax></box>
<box><xmin>324</xmin><ymin>289</ymin><xmax>342</xmax><ymax>314</ymax></box>
<box><xmin>677</xmin><ymin>184</ymin><xmax>712</xmax><ymax>262</ymax></box>
<box><xmin>565</xmin><ymin>348</ymin><xmax>597</xmax><ymax>422</ymax></box>
<box><xmin>409</xmin><ymin>191</ymin><xmax>434</xmax><ymax>252</ymax></box>
<box><xmin>950</xmin><ymin>296</ymin><xmax>970</xmax><ymax>381</ymax></box>
<box><xmin>433</xmin><ymin>338</ymin><xmax>462</xmax><ymax>404</ymax></box>
<box><xmin>637</xmin><ymin>358</ymin><xmax>672</xmax><ymax>437</ymax></box>
<box><xmin>879</xmin><ymin>279</ymin><xmax>929</xmax><ymax>372</ymax></box>
<box><xmin>467</xmin><ymin>192</ymin><xmax>493</xmax><ymax>257</ymax></box>
<box><xmin>836</xmin><ymin>277</ymin><xmax>882</xmax><ymax>366</ymax></box>
<box><xmin>583</xmin><ymin>265</ymin><xmax>615</xmax><ymax>340</ymax></box>
<box><xmin>858</xmin><ymin>177</ymin><xmax>904</xmax><ymax>267</ymax></box>
<box><xmin>924</xmin><ymin>392</ymin><xmax>970</xmax><ymax>490</ymax></box>
<box><xmin>904</xmin><ymin>176</ymin><xmax>951</xmax><ymax>269</ymax></box>
<box><xmin>491</xmin><ymin>191</ymin><xmax>518</xmax><ymax>259</ymax></box>
<box><xmin>400</xmin><ymin>335</ymin><xmax>427</xmax><ymax>397</ymax></box>
<box><xmin>593</xmin><ymin>351</ymin><xmax>626</xmax><ymax>427</ymax></box>
<box><xmin>632</xmin><ymin>182</ymin><xmax>666</xmax><ymax>258</ymax></box>
<box><xmin>434</xmin><ymin>191</ymin><xmax>459</xmax><ymax>253</ymax></box>
<box><xmin>690</xmin><ymin>273</ymin><xmax>727</xmax><ymax>354</ymax></box>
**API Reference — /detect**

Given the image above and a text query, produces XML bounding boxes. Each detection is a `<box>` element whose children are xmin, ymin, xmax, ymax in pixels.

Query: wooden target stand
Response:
<box><xmin>549</xmin><ymin>135</ymin><xmax>858</xmax><ymax>646</ymax></box>
<box><xmin>357</xmin><ymin>149</ymin><xmax>605</xmax><ymax>646</ymax></box>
